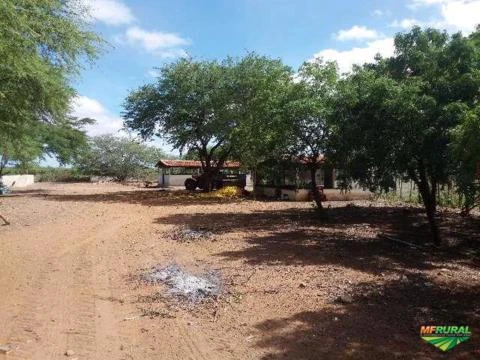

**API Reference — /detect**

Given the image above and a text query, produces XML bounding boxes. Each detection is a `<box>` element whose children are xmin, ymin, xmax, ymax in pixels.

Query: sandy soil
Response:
<box><xmin>0</xmin><ymin>182</ymin><xmax>478</xmax><ymax>360</ymax></box>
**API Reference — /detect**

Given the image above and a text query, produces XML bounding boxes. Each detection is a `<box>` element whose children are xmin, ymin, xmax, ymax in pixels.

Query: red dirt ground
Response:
<box><xmin>0</xmin><ymin>182</ymin><xmax>478</xmax><ymax>359</ymax></box>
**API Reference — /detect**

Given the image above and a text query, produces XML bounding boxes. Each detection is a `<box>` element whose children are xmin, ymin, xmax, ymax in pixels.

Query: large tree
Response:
<box><xmin>229</xmin><ymin>53</ymin><xmax>293</xmax><ymax>192</ymax></box>
<box><xmin>333</xmin><ymin>27</ymin><xmax>480</xmax><ymax>245</ymax></box>
<box><xmin>124</xmin><ymin>54</ymin><xmax>294</xmax><ymax>192</ymax></box>
<box><xmin>284</xmin><ymin>60</ymin><xmax>338</xmax><ymax>210</ymax></box>
<box><xmin>449</xmin><ymin>28</ymin><xmax>480</xmax><ymax>214</ymax></box>
<box><xmin>124</xmin><ymin>55</ymin><xmax>292</xmax><ymax>191</ymax></box>
<box><xmin>0</xmin><ymin>0</ymin><xmax>103</xmax><ymax>167</ymax></box>
<box><xmin>124</xmin><ymin>58</ymin><xmax>237</xmax><ymax>190</ymax></box>
<box><xmin>74</xmin><ymin>135</ymin><xmax>167</xmax><ymax>181</ymax></box>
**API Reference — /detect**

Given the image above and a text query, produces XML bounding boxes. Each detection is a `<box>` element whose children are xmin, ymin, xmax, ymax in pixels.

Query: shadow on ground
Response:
<box><xmin>156</xmin><ymin>206</ymin><xmax>480</xmax><ymax>273</ymax></box>
<box><xmin>4</xmin><ymin>189</ymin><xmax>51</xmax><ymax>196</ymax></box>
<box><xmin>156</xmin><ymin>204</ymin><xmax>479</xmax><ymax>359</ymax></box>
<box><xmin>254</xmin><ymin>273</ymin><xmax>479</xmax><ymax>359</ymax></box>
<box><xmin>26</xmin><ymin>188</ymin><xmax>246</xmax><ymax>207</ymax></box>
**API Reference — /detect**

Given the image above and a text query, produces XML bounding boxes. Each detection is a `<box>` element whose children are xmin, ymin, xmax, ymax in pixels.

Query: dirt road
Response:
<box><xmin>0</xmin><ymin>183</ymin><xmax>233</xmax><ymax>359</ymax></box>
<box><xmin>0</xmin><ymin>183</ymin><xmax>478</xmax><ymax>359</ymax></box>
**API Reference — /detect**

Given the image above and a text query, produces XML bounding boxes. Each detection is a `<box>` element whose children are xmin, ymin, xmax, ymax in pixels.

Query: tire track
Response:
<box><xmin>0</xmin><ymin>214</ymin><xmax>115</xmax><ymax>359</ymax></box>
<box><xmin>0</xmin><ymin>222</ymin><xmax>96</xmax><ymax>360</ymax></box>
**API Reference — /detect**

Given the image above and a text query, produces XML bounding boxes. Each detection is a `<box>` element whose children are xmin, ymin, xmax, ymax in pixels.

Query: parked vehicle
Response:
<box><xmin>184</xmin><ymin>172</ymin><xmax>247</xmax><ymax>191</ymax></box>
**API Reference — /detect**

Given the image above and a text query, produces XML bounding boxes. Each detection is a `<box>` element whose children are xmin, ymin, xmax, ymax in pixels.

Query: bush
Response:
<box><xmin>196</xmin><ymin>186</ymin><xmax>243</xmax><ymax>199</ymax></box>
<box><xmin>214</xmin><ymin>186</ymin><xmax>242</xmax><ymax>198</ymax></box>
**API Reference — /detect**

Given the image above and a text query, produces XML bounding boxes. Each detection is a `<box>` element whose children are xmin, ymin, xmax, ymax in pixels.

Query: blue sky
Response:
<box><xmin>72</xmin><ymin>0</ymin><xmax>480</xmax><ymax>151</ymax></box>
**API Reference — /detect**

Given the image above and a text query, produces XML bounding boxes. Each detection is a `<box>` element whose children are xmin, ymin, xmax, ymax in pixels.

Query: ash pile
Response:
<box><xmin>144</xmin><ymin>264</ymin><xmax>222</xmax><ymax>303</ymax></box>
<box><xmin>169</xmin><ymin>226</ymin><xmax>213</xmax><ymax>243</ymax></box>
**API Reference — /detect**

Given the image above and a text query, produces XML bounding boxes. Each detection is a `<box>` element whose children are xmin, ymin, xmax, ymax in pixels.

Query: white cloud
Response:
<box><xmin>74</xmin><ymin>1</ymin><xmax>192</xmax><ymax>58</ymax></box>
<box><xmin>125</xmin><ymin>26</ymin><xmax>189</xmax><ymax>52</ymax></box>
<box><xmin>406</xmin><ymin>0</ymin><xmax>480</xmax><ymax>33</ymax></box>
<box><xmin>440</xmin><ymin>0</ymin><xmax>480</xmax><ymax>33</ymax></box>
<box><xmin>408</xmin><ymin>0</ymin><xmax>450</xmax><ymax>8</ymax></box>
<box><xmin>71</xmin><ymin>96</ymin><xmax>125</xmax><ymax>136</ymax></box>
<box><xmin>157</xmin><ymin>48</ymin><xmax>189</xmax><ymax>59</ymax></box>
<box><xmin>390</xmin><ymin>18</ymin><xmax>426</xmax><ymax>29</ymax></box>
<box><xmin>335</xmin><ymin>25</ymin><xmax>381</xmax><ymax>41</ymax></box>
<box><xmin>372</xmin><ymin>9</ymin><xmax>391</xmax><ymax>17</ymax></box>
<box><xmin>147</xmin><ymin>69</ymin><xmax>160</xmax><ymax>78</ymax></box>
<box><xmin>121</xmin><ymin>26</ymin><xmax>190</xmax><ymax>58</ymax></box>
<box><xmin>311</xmin><ymin>38</ymin><xmax>395</xmax><ymax>74</ymax></box>
<box><xmin>79</xmin><ymin>0</ymin><xmax>135</xmax><ymax>26</ymax></box>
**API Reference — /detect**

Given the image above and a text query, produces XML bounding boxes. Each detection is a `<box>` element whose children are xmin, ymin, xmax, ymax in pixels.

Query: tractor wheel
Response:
<box><xmin>214</xmin><ymin>179</ymin><xmax>224</xmax><ymax>190</ymax></box>
<box><xmin>184</xmin><ymin>178</ymin><xmax>197</xmax><ymax>191</ymax></box>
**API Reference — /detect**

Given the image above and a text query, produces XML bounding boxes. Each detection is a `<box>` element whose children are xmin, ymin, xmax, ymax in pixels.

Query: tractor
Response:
<box><xmin>184</xmin><ymin>172</ymin><xmax>246</xmax><ymax>191</ymax></box>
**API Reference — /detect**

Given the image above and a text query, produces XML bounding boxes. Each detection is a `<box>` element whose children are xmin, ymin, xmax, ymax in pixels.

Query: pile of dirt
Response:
<box><xmin>143</xmin><ymin>264</ymin><xmax>222</xmax><ymax>302</ymax></box>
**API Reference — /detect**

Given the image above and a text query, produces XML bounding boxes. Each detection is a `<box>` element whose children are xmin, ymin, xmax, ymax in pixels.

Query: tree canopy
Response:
<box><xmin>74</xmin><ymin>135</ymin><xmax>167</xmax><ymax>181</ymax></box>
<box><xmin>0</xmin><ymin>0</ymin><xmax>104</xmax><ymax>167</ymax></box>
<box><xmin>283</xmin><ymin>60</ymin><xmax>339</xmax><ymax>209</ymax></box>
<box><xmin>123</xmin><ymin>54</ymin><xmax>292</xmax><ymax>190</ymax></box>
<box><xmin>229</xmin><ymin>54</ymin><xmax>293</xmax><ymax>179</ymax></box>
<box><xmin>332</xmin><ymin>27</ymin><xmax>480</xmax><ymax>244</ymax></box>
<box><xmin>0</xmin><ymin>117</ymin><xmax>93</xmax><ymax>175</ymax></box>
<box><xmin>124</xmin><ymin>58</ymin><xmax>235</xmax><ymax>189</ymax></box>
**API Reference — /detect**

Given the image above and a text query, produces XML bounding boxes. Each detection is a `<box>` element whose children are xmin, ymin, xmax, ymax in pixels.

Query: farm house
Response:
<box><xmin>254</xmin><ymin>157</ymin><xmax>337</xmax><ymax>201</ymax></box>
<box><xmin>155</xmin><ymin>158</ymin><xmax>336</xmax><ymax>200</ymax></box>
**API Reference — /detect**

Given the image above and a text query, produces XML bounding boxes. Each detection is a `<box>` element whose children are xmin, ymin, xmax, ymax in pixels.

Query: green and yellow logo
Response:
<box><xmin>420</xmin><ymin>325</ymin><xmax>472</xmax><ymax>352</ymax></box>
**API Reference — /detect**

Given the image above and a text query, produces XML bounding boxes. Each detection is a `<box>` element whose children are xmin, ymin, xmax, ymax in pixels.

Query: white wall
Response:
<box><xmin>1</xmin><ymin>175</ymin><xmax>34</xmax><ymax>188</ymax></box>
<box><xmin>159</xmin><ymin>174</ymin><xmax>192</xmax><ymax>187</ymax></box>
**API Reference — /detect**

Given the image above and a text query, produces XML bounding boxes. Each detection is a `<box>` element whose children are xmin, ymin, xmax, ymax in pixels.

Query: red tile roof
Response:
<box><xmin>297</xmin><ymin>155</ymin><xmax>325</xmax><ymax>165</ymax></box>
<box><xmin>156</xmin><ymin>159</ymin><xmax>241</xmax><ymax>169</ymax></box>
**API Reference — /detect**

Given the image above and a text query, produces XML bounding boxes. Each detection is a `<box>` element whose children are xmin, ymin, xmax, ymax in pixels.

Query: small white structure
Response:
<box><xmin>1</xmin><ymin>174</ymin><xmax>34</xmax><ymax>188</ymax></box>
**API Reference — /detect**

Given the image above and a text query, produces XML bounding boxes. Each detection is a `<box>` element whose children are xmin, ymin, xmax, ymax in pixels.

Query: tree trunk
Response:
<box><xmin>310</xmin><ymin>167</ymin><xmax>323</xmax><ymax>210</ymax></box>
<box><xmin>416</xmin><ymin>167</ymin><xmax>441</xmax><ymax>246</ymax></box>
<box><xmin>425</xmin><ymin>201</ymin><xmax>441</xmax><ymax>246</ymax></box>
<box><xmin>252</xmin><ymin>167</ymin><xmax>257</xmax><ymax>200</ymax></box>
<box><xmin>0</xmin><ymin>154</ymin><xmax>8</xmax><ymax>176</ymax></box>
<box><xmin>202</xmin><ymin>169</ymin><xmax>214</xmax><ymax>192</ymax></box>
<box><xmin>202</xmin><ymin>153</ymin><xmax>214</xmax><ymax>192</ymax></box>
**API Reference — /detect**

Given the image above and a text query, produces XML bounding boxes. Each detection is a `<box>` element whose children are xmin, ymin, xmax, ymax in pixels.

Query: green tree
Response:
<box><xmin>451</xmin><ymin>105</ymin><xmax>480</xmax><ymax>214</ymax></box>
<box><xmin>0</xmin><ymin>117</ymin><xmax>94</xmax><ymax>175</ymax></box>
<box><xmin>75</xmin><ymin>135</ymin><xmax>167</xmax><ymax>181</ymax></box>
<box><xmin>0</xmin><ymin>117</ymin><xmax>93</xmax><ymax>175</ymax></box>
<box><xmin>449</xmin><ymin>28</ymin><xmax>480</xmax><ymax>215</ymax></box>
<box><xmin>284</xmin><ymin>60</ymin><xmax>338</xmax><ymax>209</ymax></box>
<box><xmin>333</xmin><ymin>27</ymin><xmax>480</xmax><ymax>245</ymax></box>
<box><xmin>0</xmin><ymin>0</ymin><xmax>103</xmax><ymax>166</ymax></box>
<box><xmin>0</xmin><ymin>130</ymin><xmax>42</xmax><ymax>175</ymax></box>
<box><xmin>230</xmin><ymin>53</ymin><xmax>293</xmax><ymax>193</ymax></box>
<box><xmin>124</xmin><ymin>54</ymin><xmax>294</xmax><ymax>192</ymax></box>
<box><xmin>124</xmin><ymin>58</ymin><xmax>240</xmax><ymax>191</ymax></box>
